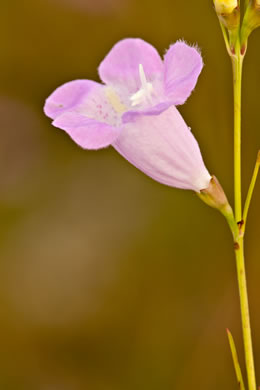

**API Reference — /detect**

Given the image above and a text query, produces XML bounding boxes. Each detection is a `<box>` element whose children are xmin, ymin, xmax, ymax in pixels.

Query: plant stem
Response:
<box><xmin>232</xmin><ymin>44</ymin><xmax>256</xmax><ymax>390</ymax></box>
<box><xmin>235</xmin><ymin>239</ymin><xmax>256</xmax><ymax>390</ymax></box>
<box><xmin>232</xmin><ymin>49</ymin><xmax>243</xmax><ymax>223</ymax></box>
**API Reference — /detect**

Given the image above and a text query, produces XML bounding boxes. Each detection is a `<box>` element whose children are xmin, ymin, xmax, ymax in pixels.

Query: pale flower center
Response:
<box><xmin>130</xmin><ymin>64</ymin><xmax>154</xmax><ymax>107</ymax></box>
<box><xmin>105</xmin><ymin>64</ymin><xmax>154</xmax><ymax>115</ymax></box>
<box><xmin>105</xmin><ymin>87</ymin><xmax>127</xmax><ymax>114</ymax></box>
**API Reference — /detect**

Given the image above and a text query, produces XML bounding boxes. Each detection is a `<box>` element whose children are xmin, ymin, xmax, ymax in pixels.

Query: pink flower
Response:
<box><xmin>44</xmin><ymin>39</ymin><xmax>211</xmax><ymax>192</ymax></box>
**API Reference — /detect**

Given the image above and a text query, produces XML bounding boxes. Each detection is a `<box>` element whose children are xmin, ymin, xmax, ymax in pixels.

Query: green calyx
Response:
<box><xmin>214</xmin><ymin>0</ymin><xmax>238</xmax><ymax>14</ymax></box>
<box><xmin>214</xmin><ymin>0</ymin><xmax>260</xmax><ymax>57</ymax></box>
<box><xmin>241</xmin><ymin>0</ymin><xmax>260</xmax><ymax>49</ymax></box>
<box><xmin>218</xmin><ymin>6</ymin><xmax>240</xmax><ymax>31</ymax></box>
<box><xmin>198</xmin><ymin>176</ymin><xmax>239</xmax><ymax>242</ymax></box>
<box><xmin>198</xmin><ymin>176</ymin><xmax>230</xmax><ymax>211</ymax></box>
<box><xmin>213</xmin><ymin>1</ymin><xmax>240</xmax><ymax>54</ymax></box>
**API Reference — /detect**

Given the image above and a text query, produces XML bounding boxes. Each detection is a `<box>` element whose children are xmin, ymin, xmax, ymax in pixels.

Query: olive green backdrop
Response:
<box><xmin>0</xmin><ymin>0</ymin><xmax>259</xmax><ymax>389</ymax></box>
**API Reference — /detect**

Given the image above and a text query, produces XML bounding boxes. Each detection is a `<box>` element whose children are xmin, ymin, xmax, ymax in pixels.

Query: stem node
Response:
<box><xmin>234</xmin><ymin>242</ymin><xmax>240</xmax><ymax>250</ymax></box>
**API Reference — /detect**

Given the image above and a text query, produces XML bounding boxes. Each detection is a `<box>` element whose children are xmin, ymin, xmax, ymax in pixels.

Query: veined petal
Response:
<box><xmin>113</xmin><ymin>106</ymin><xmax>211</xmax><ymax>192</ymax></box>
<box><xmin>53</xmin><ymin>112</ymin><xmax>121</xmax><ymax>149</ymax></box>
<box><xmin>122</xmin><ymin>101</ymin><xmax>173</xmax><ymax>123</ymax></box>
<box><xmin>45</xmin><ymin>79</ymin><xmax>124</xmax><ymax>128</ymax></box>
<box><xmin>98</xmin><ymin>38</ymin><xmax>163</xmax><ymax>93</ymax></box>
<box><xmin>44</xmin><ymin>80</ymin><xmax>100</xmax><ymax>120</ymax></box>
<box><xmin>163</xmin><ymin>41</ymin><xmax>203</xmax><ymax>105</ymax></box>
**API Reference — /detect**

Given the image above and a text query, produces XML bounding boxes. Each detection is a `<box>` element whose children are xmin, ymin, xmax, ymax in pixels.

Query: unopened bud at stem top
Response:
<box><xmin>241</xmin><ymin>0</ymin><xmax>260</xmax><ymax>50</ymax></box>
<box><xmin>214</xmin><ymin>0</ymin><xmax>240</xmax><ymax>47</ymax></box>
<box><xmin>214</xmin><ymin>0</ymin><xmax>238</xmax><ymax>14</ymax></box>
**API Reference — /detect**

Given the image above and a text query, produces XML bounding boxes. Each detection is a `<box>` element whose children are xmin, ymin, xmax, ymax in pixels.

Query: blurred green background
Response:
<box><xmin>0</xmin><ymin>0</ymin><xmax>259</xmax><ymax>389</ymax></box>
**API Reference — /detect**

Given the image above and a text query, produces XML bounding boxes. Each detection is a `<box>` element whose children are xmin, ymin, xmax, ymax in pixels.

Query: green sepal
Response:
<box><xmin>218</xmin><ymin>6</ymin><xmax>240</xmax><ymax>31</ymax></box>
<box><xmin>241</xmin><ymin>0</ymin><xmax>260</xmax><ymax>51</ymax></box>
<box><xmin>198</xmin><ymin>176</ymin><xmax>239</xmax><ymax>243</ymax></box>
<box><xmin>215</xmin><ymin>6</ymin><xmax>240</xmax><ymax>54</ymax></box>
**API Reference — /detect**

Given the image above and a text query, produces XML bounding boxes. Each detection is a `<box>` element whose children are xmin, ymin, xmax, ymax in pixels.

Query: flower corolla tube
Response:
<box><xmin>44</xmin><ymin>38</ymin><xmax>211</xmax><ymax>192</ymax></box>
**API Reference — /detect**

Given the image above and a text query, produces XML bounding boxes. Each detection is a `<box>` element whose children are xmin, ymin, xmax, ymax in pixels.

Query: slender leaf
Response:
<box><xmin>227</xmin><ymin>329</ymin><xmax>246</xmax><ymax>390</ymax></box>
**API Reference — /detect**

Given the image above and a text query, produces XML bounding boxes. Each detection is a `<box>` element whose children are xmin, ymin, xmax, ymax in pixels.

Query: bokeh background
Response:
<box><xmin>0</xmin><ymin>0</ymin><xmax>260</xmax><ymax>389</ymax></box>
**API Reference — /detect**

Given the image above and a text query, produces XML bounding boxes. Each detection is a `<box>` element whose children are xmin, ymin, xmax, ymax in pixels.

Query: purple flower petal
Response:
<box><xmin>163</xmin><ymin>41</ymin><xmax>203</xmax><ymax>105</ymax></box>
<box><xmin>122</xmin><ymin>101</ymin><xmax>173</xmax><ymax>123</ymax></box>
<box><xmin>113</xmin><ymin>106</ymin><xmax>211</xmax><ymax>191</ymax></box>
<box><xmin>98</xmin><ymin>38</ymin><xmax>163</xmax><ymax>93</ymax></box>
<box><xmin>53</xmin><ymin>112</ymin><xmax>121</xmax><ymax>149</ymax></box>
<box><xmin>44</xmin><ymin>38</ymin><xmax>210</xmax><ymax>193</ymax></box>
<box><xmin>44</xmin><ymin>80</ymin><xmax>100</xmax><ymax>120</ymax></box>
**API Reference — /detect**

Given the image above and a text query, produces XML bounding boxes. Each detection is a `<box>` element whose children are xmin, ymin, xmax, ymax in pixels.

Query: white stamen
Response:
<box><xmin>130</xmin><ymin>64</ymin><xmax>154</xmax><ymax>107</ymax></box>
<box><xmin>139</xmin><ymin>64</ymin><xmax>148</xmax><ymax>89</ymax></box>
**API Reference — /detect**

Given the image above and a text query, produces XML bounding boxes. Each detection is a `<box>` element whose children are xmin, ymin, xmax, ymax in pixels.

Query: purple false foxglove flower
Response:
<box><xmin>44</xmin><ymin>38</ymin><xmax>211</xmax><ymax>192</ymax></box>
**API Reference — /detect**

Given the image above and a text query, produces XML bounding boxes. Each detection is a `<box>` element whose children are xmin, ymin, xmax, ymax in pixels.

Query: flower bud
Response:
<box><xmin>214</xmin><ymin>0</ymin><xmax>240</xmax><ymax>38</ymax></box>
<box><xmin>214</xmin><ymin>0</ymin><xmax>238</xmax><ymax>14</ymax></box>
<box><xmin>241</xmin><ymin>0</ymin><xmax>260</xmax><ymax>51</ymax></box>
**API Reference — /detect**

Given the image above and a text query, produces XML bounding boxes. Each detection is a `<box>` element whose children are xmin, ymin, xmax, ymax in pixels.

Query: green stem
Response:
<box><xmin>232</xmin><ymin>45</ymin><xmax>256</xmax><ymax>390</ymax></box>
<box><xmin>235</xmin><ymin>239</ymin><xmax>256</xmax><ymax>390</ymax></box>
<box><xmin>232</xmin><ymin>49</ymin><xmax>243</xmax><ymax>223</ymax></box>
